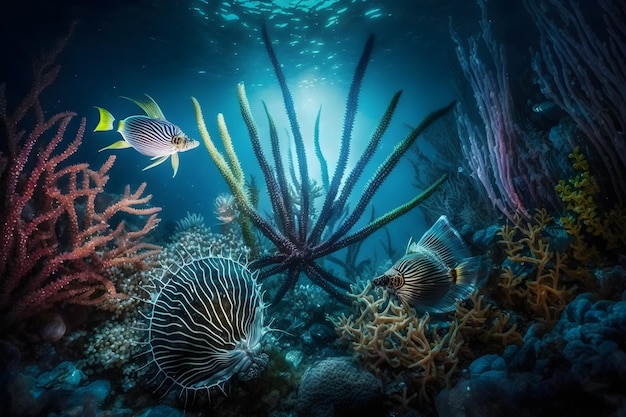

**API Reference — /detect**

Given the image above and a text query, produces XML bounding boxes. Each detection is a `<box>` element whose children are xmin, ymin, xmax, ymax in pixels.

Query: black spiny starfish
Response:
<box><xmin>193</xmin><ymin>26</ymin><xmax>453</xmax><ymax>304</ymax></box>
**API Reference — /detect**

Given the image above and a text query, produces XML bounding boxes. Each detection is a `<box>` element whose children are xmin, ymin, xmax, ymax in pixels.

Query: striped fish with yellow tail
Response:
<box><xmin>373</xmin><ymin>215</ymin><xmax>483</xmax><ymax>313</ymax></box>
<box><xmin>94</xmin><ymin>94</ymin><xmax>199</xmax><ymax>177</ymax></box>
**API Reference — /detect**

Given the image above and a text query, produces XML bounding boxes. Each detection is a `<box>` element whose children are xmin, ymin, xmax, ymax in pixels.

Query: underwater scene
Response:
<box><xmin>1</xmin><ymin>0</ymin><xmax>625</xmax><ymax>416</ymax></box>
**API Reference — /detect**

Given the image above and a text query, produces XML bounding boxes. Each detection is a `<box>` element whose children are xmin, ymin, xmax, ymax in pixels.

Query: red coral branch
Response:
<box><xmin>0</xmin><ymin>27</ymin><xmax>162</xmax><ymax>330</ymax></box>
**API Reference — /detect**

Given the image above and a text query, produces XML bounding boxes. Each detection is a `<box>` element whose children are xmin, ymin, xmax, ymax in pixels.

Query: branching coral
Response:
<box><xmin>0</xmin><ymin>27</ymin><xmax>161</xmax><ymax>331</ymax></box>
<box><xmin>456</xmin><ymin>291</ymin><xmax>523</xmax><ymax>351</ymax></box>
<box><xmin>497</xmin><ymin>208</ymin><xmax>594</xmax><ymax>325</ymax></box>
<box><xmin>327</xmin><ymin>282</ymin><xmax>463</xmax><ymax>406</ymax></box>
<box><xmin>328</xmin><ymin>282</ymin><xmax>524</xmax><ymax>409</ymax></box>
<box><xmin>555</xmin><ymin>146</ymin><xmax>626</xmax><ymax>262</ymax></box>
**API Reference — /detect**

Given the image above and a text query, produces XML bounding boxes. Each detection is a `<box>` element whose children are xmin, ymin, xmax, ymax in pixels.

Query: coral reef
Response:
<box><xmin>4</xmin><ymin>2</ymin><xmax>626</xmax><ymax>417</ymax></box>
<box><xmin>455</xmin><ymin>291</ymin><xmax>523</xmax><ymax>353</ymax></box>
<box><xmin>328</xmin><ymin>279</ymin><xmax>523</xmax><ymax>411</ymax></box>
<box><xmin>76</xmin><ymin>224</ymin><xmax>252</xmax><ymax>383</ymax></box>
<box><xmin>453</xmin><ymin>0</ymin><xmax>538</xmax><ymax>222</ymax></box>
<box><xmin>525</xmin><ymin>0</ymin><xmax>626</xmax><ymax>201</ymax></box>
<box><xmin>330</xmin><ymin>282</ymin><xmax>457</xmax><ymax>407</ymax></box>
<box><xmin>497</xmin><ymin>209</ymin><xmax>595</xmax><ymax>325</ymax></box>
<box><xmin>0</xmin><ymin>27</ymin><xmax>161</xmax><ymax>332</ymax></box>
<box><xmin>555</xmin><ymin>147</ymin><xmax>626</xmax><ymax>263</ymax></box>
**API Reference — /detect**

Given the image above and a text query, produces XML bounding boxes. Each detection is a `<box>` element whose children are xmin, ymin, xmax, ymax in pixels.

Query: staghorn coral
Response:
<box><xmin>193</xmin><ymin>25</ymin><xmax>450</xmax><ymax>304</ymax></box>
<box><xmin>455</xmin><ymin>291</ymin><xmax>523</xmax><ymax>353</ymax></box>
<box><xmin>327</xmin><ymin>281</ymin><xmax>524</xmax><ymax>410</ymax></box>
<box><xmin>327</xmin><ymin>281</ymin><xmax>463</xmax><ymax>406</ymax></box>
<box><xmin>497</xmin><ymin>208</ymin><xmax>594</xmax><ymax>325</ymax></box>
<box><xmin>555</xmin><ymin>146</ymin><xmax>626</xmax><ymax>263</ymax></box>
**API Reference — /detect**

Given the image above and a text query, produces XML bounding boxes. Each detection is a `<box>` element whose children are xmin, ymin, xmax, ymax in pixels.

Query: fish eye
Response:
<box><xmin>171</xmin><ymin>135</ymin><xmax>184</xmax><ymax>146</ymax></box>
<box><xmin>389</xmin><ymin>273</ymin><xmax>404</xmax><ymax>289</ymax></box>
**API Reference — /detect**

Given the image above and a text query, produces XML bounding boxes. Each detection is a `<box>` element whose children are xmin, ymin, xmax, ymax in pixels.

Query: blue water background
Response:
<box><xmin>0</xmin><ymin>0</ymin><xmax>602</xmax><ymax>260</ymax></box>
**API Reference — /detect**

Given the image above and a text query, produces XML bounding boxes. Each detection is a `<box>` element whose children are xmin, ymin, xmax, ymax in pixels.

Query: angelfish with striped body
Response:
<box><xmin>94</xmin><ymin>94</ymin><xmax>199</xmax><ymax>177</ymax></box>
<box><xmin>373</xmin><ymin>215</ymin><xmax>483</xmax><ymax>313</ymax></box>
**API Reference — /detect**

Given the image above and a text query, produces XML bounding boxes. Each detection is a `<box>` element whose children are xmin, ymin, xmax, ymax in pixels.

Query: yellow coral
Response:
<box><xmin>555</xmin><ymin>147</ymin><xmax>626</xmax><ymax>259</ymax></box>
<box><xmin>328</xmin><ymin>282</ymin><xmax>522</xmax><ymax>408</ymax></box>
<box><xmin>497</xmin><ymin>208</ymin><xmax>593</xmax><ymax>325</ymax></box>
<box><xmin>327</xmin><ymin>282</ymin><xmax>462</xmax><ymax>406</ymax></box>
<box><xmin>456</xmin><ymin>291</ymin><xmax>523</xmax><ymax>349</ymax></box>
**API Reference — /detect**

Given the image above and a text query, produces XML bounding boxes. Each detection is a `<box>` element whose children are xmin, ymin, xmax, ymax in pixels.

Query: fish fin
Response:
<box><xmin>171</xmin><ymin>152</ymin><xmax>179</xmax><ymax>177</ymax></box>
<box><xmin>405</xmin><ymin>237</ymin><xmax>419</xmax><ymax>254</ymax></box>
<box><xmin>420</xmin><ymin>284</ymin><xmax>477</xmax><ymax>314</ymax></box>
<box><xmin>142</xmin><ymin>155</ymin><xmax>169</xmax><ymax>171</ymax></box>
<box><xmin>121</xmin><ymin>94</ymin><xmax>166</xmax><ymax>119</ymax></box>
<box><xmin>93</xmin><ymin>107</ymin><xmax>115</xmax><ymax>131</ymax></box>
<box><xmin>99</xmin><ymin>140</ymin><xmax>132</xmax><ymax>152</ymax></box>
<box><xmin>416</xmin><ymin>215</ymin><xmax>470</xmax><ymax>268</ymax></box>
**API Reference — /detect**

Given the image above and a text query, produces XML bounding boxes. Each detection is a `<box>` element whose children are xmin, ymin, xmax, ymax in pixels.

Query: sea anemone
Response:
<box><xmin>173</xmin><ymin>212</ymin><xmax>207</xmax><ymax>234</ymax></box>
<box><xmin>214</xmin><ymin>193</ymin><xmax>238</xmax><ymax>224</ymax></box>
<box><xmin>143</xmin><ymin>254</ymin><xmax>270</xmax><ymax>401</ymax></box>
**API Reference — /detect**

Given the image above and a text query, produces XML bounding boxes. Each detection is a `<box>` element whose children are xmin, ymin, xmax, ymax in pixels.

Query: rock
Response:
<box><xmin>285</xmin><ymin>349</ymin><xmax>303</xmax><ymax>369</ymax></box>
<box><xmin>136</xmin><ymin>404</ymin><xmax>185</xmax><ymax>417</ymax></box>
<box><xmin>64</xmin><ymin>379</ymin><xmax>111</xmax><ymax>410</ymax></box>
<box><xmin>296</xmin><ymin>356</ymin><xmax>383</xmax><ymax>417</ymax></box>
<box><xmin>36</xmin><ymin>361</ymin><xmax>84</xmax><ymax>389</ymax></box>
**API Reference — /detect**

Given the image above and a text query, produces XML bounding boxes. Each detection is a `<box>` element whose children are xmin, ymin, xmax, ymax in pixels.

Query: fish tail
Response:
<box><xmin>93</xmin><ymin>106</ymin><xmax>116</xmax><ymax>132</ymax></box>
<box><xmin>452</xmin><ymin>256</ymin><xmax>483</xmax><ymax>287</ymax></box>
<box><xmin>421</xmin><ymin>257</ymin><xmax>485</xmax><ymax>314</ymax></box>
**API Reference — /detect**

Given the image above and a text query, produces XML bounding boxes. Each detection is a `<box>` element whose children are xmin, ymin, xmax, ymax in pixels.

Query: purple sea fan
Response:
<box><xmin>142</xmin><ymin>254</ymin><xmax>270</xmax><ymax>400</ymax></box>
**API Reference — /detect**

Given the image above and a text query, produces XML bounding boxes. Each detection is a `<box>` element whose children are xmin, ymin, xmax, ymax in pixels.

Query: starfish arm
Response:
<box><xmin>261</xmin><ymin>99</ymin><xmax>296</xmax><ymax>237</ymax></box>
<box><xmin>262</xmin><ymin>25</ymin><xmax>311</xmax><ymax>242</ymax></box>
<box><xmin>313</xmin><ymin>106</ymin><xmax>330</xmax><ymax>191</ymax></box>
<box><xmin>321</xmin><ymin>101</ymin><xmax>456</xmax><ymax>250</ymax></box>
<box><xmin>315</xmin><ymin>173</ymin><xmax>448</xmax><ymax>258</ymax></box>
<box><xmin>271</xmin><ymin>268</ymin><xmax>300</xmax><ymax>304</ymax></box>
<box><xmin>305</xmin><ymin>263</ymin><xmax>352</xmax><ymax>304</ymax></box>
<box><xmin>313</xmin><ymin>34</ymin><xmax>375</xmax><ymax>245</ymax></box>
<box><xmin>309</xmin><ymin>90</ymin><xmax>402</xmax><ymax>245</ymax></box>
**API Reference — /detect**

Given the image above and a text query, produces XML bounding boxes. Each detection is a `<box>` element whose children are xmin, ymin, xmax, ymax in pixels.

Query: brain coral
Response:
<box><xmin>296</xmin><ymin>356</ymin><xmax>383</xmax><ymax>417</ymax></box>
